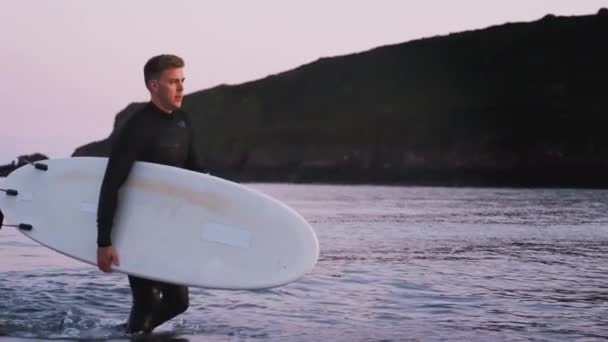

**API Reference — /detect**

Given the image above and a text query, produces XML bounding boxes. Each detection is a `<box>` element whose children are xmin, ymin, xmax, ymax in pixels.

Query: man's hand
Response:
<box><xmin>97</xmin><ymin>245</ymin><xmax>120</xmax><ymax>273</ymax></box>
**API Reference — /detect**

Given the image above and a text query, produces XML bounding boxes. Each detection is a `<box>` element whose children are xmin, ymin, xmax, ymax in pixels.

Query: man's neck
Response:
<box><xmin>150</xmin><ymin>99</ymin><xmax>174</xmax><ymax>114</ymax></box>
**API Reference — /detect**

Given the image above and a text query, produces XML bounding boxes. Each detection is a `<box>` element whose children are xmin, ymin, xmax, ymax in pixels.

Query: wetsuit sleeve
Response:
<box><xmin>97</xmin><ymin>119</ymin><xmax>140</xmax><ymax>247</ymax></box>
<box><xmin>185</xmin><ymin>114</ymin><xmax>205</xmax><ymax>173</ymax></box>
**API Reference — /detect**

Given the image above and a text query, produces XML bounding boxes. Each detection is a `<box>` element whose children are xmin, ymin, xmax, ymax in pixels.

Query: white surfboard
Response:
<box><xmin>0</xmin><ymin>157</ymin><xmax>319</xmax><ymax>289</ymax></box>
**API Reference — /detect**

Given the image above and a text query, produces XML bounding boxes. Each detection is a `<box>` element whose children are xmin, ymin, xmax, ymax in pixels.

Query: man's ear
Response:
<box><xmin>147</xmin><ymin>79</ymin><xmax>158</xmax><ymax>92</ymax></box>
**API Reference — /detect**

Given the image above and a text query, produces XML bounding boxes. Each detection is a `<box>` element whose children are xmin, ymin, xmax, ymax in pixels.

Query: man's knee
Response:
<box><xmin>173</xmin><ymin>286</ymin><xmax>189</xmax><ymax>314</ymax></box>
<box><xmin>164</xmin><ymin>285</ymin><xmax>189</xmax><ymax>315</ymax></box>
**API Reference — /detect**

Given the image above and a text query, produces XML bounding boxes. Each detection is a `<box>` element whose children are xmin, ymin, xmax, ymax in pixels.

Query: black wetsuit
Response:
<box><xmin>97</xmin><ymin>102</ymin><xmax>204</xmax><ymax>333</ymax></box>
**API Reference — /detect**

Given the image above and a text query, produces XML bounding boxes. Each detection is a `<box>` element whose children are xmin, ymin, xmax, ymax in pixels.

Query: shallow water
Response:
<box><xmin>1</xmin><ymin>184</ymin><xmax>608</xmax><ymax>341</ymax></box>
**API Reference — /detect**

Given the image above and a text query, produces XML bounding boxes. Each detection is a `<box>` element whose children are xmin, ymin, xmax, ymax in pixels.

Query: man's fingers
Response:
<box><xmin>105</xmin><ymin>257</ymin><xmax>113</xmax><ymax>272</ymax></box>
<box><xmin>99</xmin><ymin>256</ymin><xmax>113</xmax><ymax>273</ymax></box>
<box><xmin>96</xmin><ymin>247</ymin><xmax>118</xmax><ymax>273</ymax></box>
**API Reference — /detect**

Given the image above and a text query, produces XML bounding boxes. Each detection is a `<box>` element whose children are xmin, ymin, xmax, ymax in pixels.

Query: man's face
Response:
<box><xmin>150</xmin><ymin>67</ymin><xmax>185</xmax><ymax>111</ymax></box>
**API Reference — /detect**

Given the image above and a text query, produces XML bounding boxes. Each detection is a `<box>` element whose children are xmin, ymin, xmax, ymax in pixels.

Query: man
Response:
<box><xmin>96</xmin><ymin>54</ymin><xmax>203</xmax><ymax>334</ymax></box>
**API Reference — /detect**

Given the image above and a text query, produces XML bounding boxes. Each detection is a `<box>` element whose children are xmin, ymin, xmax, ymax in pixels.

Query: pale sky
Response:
<box><xmin>0</xmin><ymin>1</ymin><xmax>606</xmax><ymax>162</ymax></box>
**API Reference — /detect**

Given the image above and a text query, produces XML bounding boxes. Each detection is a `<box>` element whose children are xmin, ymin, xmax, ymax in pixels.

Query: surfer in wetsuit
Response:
<box><xmin>96</xmin><ymin>54</ymin><xmax>204</xmax><ymax>334</ymax></box>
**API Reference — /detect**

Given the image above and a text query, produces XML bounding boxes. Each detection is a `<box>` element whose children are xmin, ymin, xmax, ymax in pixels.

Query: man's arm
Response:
<box><xmin>184</xmin><ymin>113</ymin><xmax>205</xmax><ymax>173</ymax></box>
<box><xmin>97</xmin><ymin>119</ymin><xmax>140</xmax><ymax>247</ymax></box>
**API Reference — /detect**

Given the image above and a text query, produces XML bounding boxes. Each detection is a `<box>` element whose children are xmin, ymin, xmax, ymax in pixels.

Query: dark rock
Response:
<box><xmin>541</xmin><ymin>14</ymin><xmax>557</xmax><ymax>22</ymax></box>
<box><xmin>71</xmin><ymin>102</ymin><xmax>145</xmax><ymax>157</ymax></box>
<box><xmin>73</xmin><ymin>11</ymin><xmax>608</xmax><ymax>188</ymax></box>
<box><xmin>72</xmin><ymin>139</ymin><xmax>111</xmax><ymax>157</ymax></box>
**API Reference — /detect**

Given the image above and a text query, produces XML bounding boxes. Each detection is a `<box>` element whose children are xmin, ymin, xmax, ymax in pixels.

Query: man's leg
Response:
<box><xmin>151</xmin><ymin>282</ymin><xmax>189</xmax><ymax>327</ymax></box>
<box><xmin>126</xmin><ymin>275</ymin><xmax>158</xmax><ymax>333</ymax></box>
<box><xmin>126</xmin><ymin>275</ymin><xmax>189</xmax><ymax>334</ymax></box>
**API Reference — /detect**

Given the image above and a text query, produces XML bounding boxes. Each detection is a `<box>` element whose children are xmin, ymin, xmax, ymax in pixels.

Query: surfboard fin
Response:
<box><xmin>0</xmin><ymin>188</ymin><xmax>18</xmax><ymax>196</ymax></box>
<box><xmin>33</xmin><ymin>163</ymin><xmax>48</xmax><ymax>171</ymax></box>
<box><xmin>17</xmin><ymin>224</ymin><xmax>33</xmax><ymax>231</ymax></box>
<box><xmin>0</xmin><ymin>223</ymin><xmax>34</xmax><ymax>231</ymax></box>
<box><xmin>0</xmin><ymin>210</ymin><xmax>32</xmax><ymax>231</ymax></box>
<box><xmin>20</xmin><ymin>156</ymin><xmax>48</xmax><ymax>171</ymax></box>
<box><xmin>0</xmin><ymin>223</ymin><xmax>33</xmax><ymax>232</ymax></box>
<box><xmin>25</xmin><ymin>162</ymin><xmax>48</xmax><ymax>171</ymax></box>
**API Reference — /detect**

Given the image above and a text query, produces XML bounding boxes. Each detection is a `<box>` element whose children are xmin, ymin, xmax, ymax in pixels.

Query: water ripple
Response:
<box><xmin>1</xmin><ymin>185</ymin><xmax>608</xmax><ymax>340</ymax></box>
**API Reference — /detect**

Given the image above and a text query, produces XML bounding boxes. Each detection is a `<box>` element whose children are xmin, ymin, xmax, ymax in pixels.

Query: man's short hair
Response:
<box><xmin>144</xmin><ymin>54</ymin><xmax>185</xmax><ymax>84</ymax></box>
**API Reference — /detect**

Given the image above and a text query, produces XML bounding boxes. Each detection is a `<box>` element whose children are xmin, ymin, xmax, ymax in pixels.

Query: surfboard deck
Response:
<box><xmin>0</xmin><ymin>157</ymin><xmax>319</xmax><ymax>289</ymax></box>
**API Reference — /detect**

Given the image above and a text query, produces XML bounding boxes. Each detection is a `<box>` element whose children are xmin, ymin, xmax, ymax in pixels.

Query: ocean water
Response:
<box><xmin>1</xmin><ymin>184</ymin><xmax>608</xmax><ymax>341</ymax></box>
